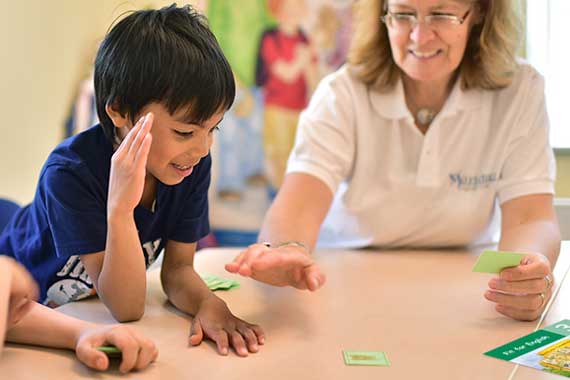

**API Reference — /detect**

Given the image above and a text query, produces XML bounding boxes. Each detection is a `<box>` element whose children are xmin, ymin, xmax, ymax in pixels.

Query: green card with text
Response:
<box><xmin>343</xmin><ymin>350</ymin><xmax>390</xmax><ymax>366</ymax></box>
<box><xmin>472</xmin><ymin>250</ymin><xmax>525</xmax><ymax>273</ymax></box>
<box><xmin>485</xmin><ymin>319</ymin><xmax>570</xmax><ymax>377</ymax></box>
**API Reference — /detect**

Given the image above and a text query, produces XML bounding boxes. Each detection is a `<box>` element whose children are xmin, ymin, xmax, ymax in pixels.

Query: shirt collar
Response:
<box><xmin>369</xmin><ymin>76</ymin><xmax>484</xmax><ymax>121</ymax></box>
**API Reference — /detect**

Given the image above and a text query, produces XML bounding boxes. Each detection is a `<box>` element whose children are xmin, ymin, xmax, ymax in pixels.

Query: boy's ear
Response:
<box><xmin>105</xmin><ymin>103</ymin><xmax>130</xmax><ymax>128</ymax></box>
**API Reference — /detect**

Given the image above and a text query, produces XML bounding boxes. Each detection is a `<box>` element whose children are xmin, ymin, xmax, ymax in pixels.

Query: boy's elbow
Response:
<box><xmin>111</xmin><ymin>306</ymin><xmax>145</xmax><ymax>323</ymax></box>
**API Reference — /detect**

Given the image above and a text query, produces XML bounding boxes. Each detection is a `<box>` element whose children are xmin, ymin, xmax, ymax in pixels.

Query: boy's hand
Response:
<box><xmin>225</xmin><ymin>243</ymin><xmax>326</xmax><ymax>291</ymax></box>
<box><xmin>107</xmin><ymin>113</ymin><xmax>153</xmax><ymax>215</ymax></box>
<box><xmin>189</xmin><ymin>296</ymin><xmax>264</xmax><ymax>357</ymax></box>
<box><xmin>0</xmin><ymin>256</ymin><xmax>39</xmax><ymax>328</ymax></box>
<box><xmin>75</xmin><ymin>324</ymin><xmax>158</xmax><ymax>373</ymax></box>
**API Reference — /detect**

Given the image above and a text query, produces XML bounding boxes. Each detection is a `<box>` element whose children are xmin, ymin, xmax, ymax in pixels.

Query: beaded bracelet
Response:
<box><xmin>260</xmin><ymin>240</ymin><xmax>310</xmax><ymax>253</ymax></box>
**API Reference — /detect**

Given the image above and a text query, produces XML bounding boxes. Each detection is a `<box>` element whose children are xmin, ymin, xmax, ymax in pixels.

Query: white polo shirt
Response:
<box><xmin>286</xmin><ymin>63</ymin><xmax>556</xmax><ymax>248</ymax></box>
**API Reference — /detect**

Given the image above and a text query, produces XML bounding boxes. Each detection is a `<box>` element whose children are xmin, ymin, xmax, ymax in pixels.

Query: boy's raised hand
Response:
<box><xmin>0</xmin><ymin>256</ymin><xmax>39</xmax><ymax>328</ymax></box>
<box><xmin>75</xmin><ymin>324</ymin><xmax>158</xmax><ymax>373</ymax></box>
<box><xmin>189</xmin><ymin>296</ymin><xmax>264</xmax><ymax>357</ymax></box>
<box><xmin>107</xmin><ymin>113</ymin><xmax>153</xmax><ymax>215</ymax></box>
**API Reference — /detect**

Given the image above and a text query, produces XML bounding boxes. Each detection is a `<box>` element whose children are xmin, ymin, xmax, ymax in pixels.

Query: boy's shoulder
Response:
<box><xmin>43</xmin><ymin>124</ymin><xmax>113</xmax><ymax>181</ymax></box>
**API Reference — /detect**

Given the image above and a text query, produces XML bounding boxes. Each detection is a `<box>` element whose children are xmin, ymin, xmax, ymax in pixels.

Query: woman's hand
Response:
<box><xmin>74</xmin><ymin>324</ymin><xmax>158</xmax><ymax>373</ymax></box>
<box><xmin>188</xmin><ymin>295</ymin><xmax>264</xmax><ymax>357</ymax></box>
<box><xmin>485</xmin><ymin>253</ymin><xmax>554</xmax><ymax>321</ymax></box>
<box><xmin>107</xmin><ymin>113</ymin><xmax>153</xmax><ymax>216</ymax></box>
<box><xmin>225</xmin><ymin>243</ymin><xmax>326</xmax><ymax>291</ymax></box>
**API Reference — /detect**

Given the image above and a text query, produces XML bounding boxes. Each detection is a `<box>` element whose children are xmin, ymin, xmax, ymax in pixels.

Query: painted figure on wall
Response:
<box><xmin>257</xmin><ymin>0</ymin><xmax>318</xmax><ymax>193</ymax></box>
<box><xmin>208</xmin><ymin>0</ymin><xmax>272</xmax><ymax>202</ymax></box>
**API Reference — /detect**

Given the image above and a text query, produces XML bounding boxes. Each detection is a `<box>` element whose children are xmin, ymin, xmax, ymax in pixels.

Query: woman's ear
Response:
<box><xmin>105</xmin><ymin>103</ymin><xmax>130</xmax><ymax>128</ymax></box>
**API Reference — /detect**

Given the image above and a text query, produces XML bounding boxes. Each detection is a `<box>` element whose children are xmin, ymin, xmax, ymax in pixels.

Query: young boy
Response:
<box><xmin>0</xmin><ymin>4</ymin><xmax>263</xmax><ymax>357</ymax></box>
<box><xmin>0</xmin><ymin>256</ymin><xmax>157</xmax><ymax>373</ymax></box>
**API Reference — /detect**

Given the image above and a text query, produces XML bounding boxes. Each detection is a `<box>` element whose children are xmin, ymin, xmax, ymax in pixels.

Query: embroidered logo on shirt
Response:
<box><xmin>449</xmin><ymin>172</ymin><xmax>498</xmax><ymax>191</ymax></box>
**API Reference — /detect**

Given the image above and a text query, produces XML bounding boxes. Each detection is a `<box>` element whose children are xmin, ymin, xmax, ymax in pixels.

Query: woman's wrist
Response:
<box><xmin>261</xmin><ymin>241</ymin><xmax>311</xmax><ymax>254</ymax></box>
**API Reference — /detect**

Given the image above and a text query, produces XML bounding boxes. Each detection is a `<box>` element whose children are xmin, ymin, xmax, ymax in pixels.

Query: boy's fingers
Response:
<box><xmin>237</xmin><ymin>325</ymin><xmax>259</xmax><ymax>352</ymax></box>
<box><xmin>127</xmin><ymin>113</ymin><xmax>152</xmax><ymax>157</ymax></box>
<box><xmin>134</xmin><ymin>133</ymin><xmax>152</xmax><ymax>169</ymax></box>
<box><xmin>104</xmin><ymin>333</ymin><xmax>138</xmax><ymax>373</ymax></box>
<box><xmin>229</xmin><ymin>331</ymin><xmax>248</xmax><ymax>357</ymax></box>
<box><xmin>76</xmin><ymin>346</ymin><xmax>109</xmax><ymax>371</ymax></box>
<box><xmin>134</xmin><ymin>338</ymin><xmax>157</xmax><ymax>370</ymax></box>
<box><xmin>248</xmin><ymin>324</ymin><xmax>265</xmax><ymax>345</ymax></box>
<box><xmin>213</xmin><ymin>330</ymin><xmax>229</xmax><ymax>356</ymax></box>
<box><xmin>114</xmin><ymin>114</ymin><xmax>146</xmax><ymax>156</ymax></box>
<box><xmin>189</xmin><ymin>318</ymin><xmax>203</xmax><ymax>346</ymax></box>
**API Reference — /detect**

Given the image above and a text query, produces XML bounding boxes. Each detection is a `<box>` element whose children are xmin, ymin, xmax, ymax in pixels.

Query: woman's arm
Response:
<box><xmin>226</xmin><ymin>173</ymin><xmax>332</xmax><ymax>290</ymax></box>
<box><xmin>485</xmin><ymin>193</ymin><xmax>561</xmax><ymax>321</ymax></box>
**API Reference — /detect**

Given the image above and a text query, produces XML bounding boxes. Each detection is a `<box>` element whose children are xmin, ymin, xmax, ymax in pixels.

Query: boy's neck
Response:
<box><xmin>140</xmin><ymin>174</ymin><xmax>157</xmax><ymax>211</ymax></box>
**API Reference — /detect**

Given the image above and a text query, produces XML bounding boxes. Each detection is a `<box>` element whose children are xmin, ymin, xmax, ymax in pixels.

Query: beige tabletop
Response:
<box><xmin>1</xmin><ymin>245</ymin><xmax>569</xmax><ymax>380</ymax></box>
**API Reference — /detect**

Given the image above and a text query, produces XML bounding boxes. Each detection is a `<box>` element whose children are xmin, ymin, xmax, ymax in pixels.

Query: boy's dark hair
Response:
<box><xmin>94</xmin><ymin>3</ymin><xmax>235</xmax><ymax>141</ymax></box>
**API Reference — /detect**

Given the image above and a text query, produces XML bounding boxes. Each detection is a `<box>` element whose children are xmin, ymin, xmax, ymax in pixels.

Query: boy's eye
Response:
<box><xmin>175</xmin><ymin>130</ymin><xmax>194</xmax><ymax>138</ymax></box>
<box><xmin>209</xmin><ymin>126</ymin><xmax>220</xmax><ymax>134</ymax></box>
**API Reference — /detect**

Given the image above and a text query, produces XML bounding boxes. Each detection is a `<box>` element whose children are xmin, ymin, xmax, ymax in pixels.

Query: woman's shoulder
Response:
<box><xmin>504</xmin><ymin>60</ymin><xmax>544</xmax><ymax>93</ymax></box>
<box><xmin>318</xmin><ymin>65</ymin><xmax>368</xmax><ymax>93</ymax></box>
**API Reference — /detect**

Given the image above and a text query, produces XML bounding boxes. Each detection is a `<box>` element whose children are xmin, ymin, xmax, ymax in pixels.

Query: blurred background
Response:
<box><xmin>0</xmin><ymin>0</ymin><xmax>568</xmax><ymax>245</ymax></box>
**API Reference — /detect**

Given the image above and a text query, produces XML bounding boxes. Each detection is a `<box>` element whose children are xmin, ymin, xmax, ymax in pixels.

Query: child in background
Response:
<box><xmin>0</xmin><ymin>4</ymin><xmax>263</xmax><ymax>357</ymax></box>
<box><xmin>0</xmin><ymin>256</ymin><xmax>157</xmax><ymax>373</ymax></box>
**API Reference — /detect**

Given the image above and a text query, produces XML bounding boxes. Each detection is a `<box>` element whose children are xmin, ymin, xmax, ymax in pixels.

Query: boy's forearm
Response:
<box><xmin>6</xmin><ymin>302</ymin><xmax>93</xmax><ymax>350</ymax></box>
<box><xmin>98</xmin><ymin>213</ymin><xmax>147</xmax><ymax>321</ymax></box>
<box><xmin>161</xmin><ymin>265</ymin><xmax>214</xmax><ymax>315</ymax></box>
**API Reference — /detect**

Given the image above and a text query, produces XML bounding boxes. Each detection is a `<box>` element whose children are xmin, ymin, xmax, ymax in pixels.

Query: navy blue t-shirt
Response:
<box><xmin>0</xmin><ymin>125</ymin><xmax>210</xmax><ymax>306</ymax></box>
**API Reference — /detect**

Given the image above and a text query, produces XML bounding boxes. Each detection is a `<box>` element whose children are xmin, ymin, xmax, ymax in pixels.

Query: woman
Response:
<box><xmin>226</xmin><ymin>0</ymin><xmax>560</xmax><ymax>322</ymax></box>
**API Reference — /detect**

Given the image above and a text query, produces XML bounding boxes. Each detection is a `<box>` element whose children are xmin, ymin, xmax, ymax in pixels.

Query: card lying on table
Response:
<box><xmin>200</xmin><ymin>274</ymin><xmax>240</xmax><ymax>291</ymax></box>
<box><xmin>485</xmin><ymin>319</ymin><xmax>570</xmax><ymax>377</ymax></box>
<box><xmin>343</xmin><ymin>350</ymin><xmax>390</xmax><ymax>366</ymax></box>
<box><xmin>472</xmin><ymin>250</ymin><xmax>525</xmax><ymax>274</ymax></box>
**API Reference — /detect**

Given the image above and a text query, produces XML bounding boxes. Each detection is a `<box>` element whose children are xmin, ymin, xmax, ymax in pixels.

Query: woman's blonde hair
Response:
<box><xmin>347</xmin><ymin>0</ymin><xmax>523</xmax><ymax>90</ymax></box>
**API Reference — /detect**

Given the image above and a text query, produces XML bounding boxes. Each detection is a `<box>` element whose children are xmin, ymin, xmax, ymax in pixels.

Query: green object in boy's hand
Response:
<box><xmin>472</xmin><ymin>250</ymin><xmax>525</xmax><ymax>274</ymax></box>
<box><xmin>201</xmin><ymin>274</ymin><xmax>240</xmax><ymax>291</ymax></box>
<box><xmin>97</xmin><ymin>345</ymin><xmax>122</xmax><ymax>358</ymax></box>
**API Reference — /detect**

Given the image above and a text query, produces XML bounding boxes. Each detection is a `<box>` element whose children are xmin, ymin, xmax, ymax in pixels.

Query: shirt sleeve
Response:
<box><xmin>261</xmin><ymin>32</ymin><xmax>280</xmax><ymax>66</ymax></box>
<box><xmin>40</xmin><ymin>162</ymin><xmax>107</xmax><ymax>257</ymax></box>
<box><xmin>286</xmin><ymin>70</ymin><xmax>356</xmax><ymax>194</ymax></box>
<box><xmin>167</xmin><ymin>155</ymin><xmax>211</xmax><ymax>243</ymax></box>
<box><xmin>496</xmin><ymin>68</ymin><xmax>556</xmax><ymax>204</ymax></box>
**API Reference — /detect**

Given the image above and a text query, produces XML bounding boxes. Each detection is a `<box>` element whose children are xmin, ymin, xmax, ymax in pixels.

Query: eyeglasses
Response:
<box><xmin>381</xmin><ymin>8</ymin><xmax>471</xmax><ymax>31</ymax></box>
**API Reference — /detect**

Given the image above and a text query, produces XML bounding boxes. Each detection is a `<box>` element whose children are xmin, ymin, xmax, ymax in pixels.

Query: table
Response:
<box><xmin>1</xmin><ymin>245</ymin><xmax>569</xmax><ymax>380</ymax></box>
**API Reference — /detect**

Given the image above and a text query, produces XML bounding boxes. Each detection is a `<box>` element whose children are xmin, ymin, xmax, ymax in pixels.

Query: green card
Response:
<box><xmin>97</xmin><ymin>345</ymin><xmax>122</xmax><ymax>358</ymax></box>
<box><xmin>343</xmin><ymin>350</ymin><xmax>390</xmax><ymax>366</ymax></box>
<box><xmin>472</xmin><ymin>250</ymin><xmax>525</xmax><ymax>274</ymax></box>
<box><xmin>201</xmin><ymin>274</ymin><xmax>240</xmax><ymax>291</ymax></box>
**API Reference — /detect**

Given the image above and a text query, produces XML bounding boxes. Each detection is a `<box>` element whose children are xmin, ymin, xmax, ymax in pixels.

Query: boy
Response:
<box><xmin>0</xmin><ymin>256</ymin><xmax>157</xmax><ymax>373</ymax></box>
<box><xmin>0</xmin><ymin>4</ymin><xmax>263</xmax><ymax>357</ymax></box>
